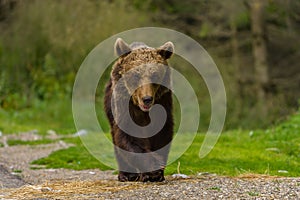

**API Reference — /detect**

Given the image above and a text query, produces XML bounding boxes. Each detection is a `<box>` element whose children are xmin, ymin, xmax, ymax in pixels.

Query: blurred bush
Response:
<box><xmin>0</xmin><ymin>0</ymin><xmax>149</xmax><ymax>108</ymax></box>
<box><xmin>1</xmin><ymin>0</ymin><xmax>299</xmax><ymax>130</ymax></box>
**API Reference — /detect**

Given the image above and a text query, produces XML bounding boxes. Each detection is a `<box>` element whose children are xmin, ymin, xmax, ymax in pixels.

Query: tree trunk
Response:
<box><xmin>231</xmin><ymin>19</ymin><xmax>240</xmax><ymax>84</ymax></box>
<box><xmin>230</xmin><ymin>17</ymin><xmax>244</xmax><ymax>117</ymax></box>
<box><xmin>285</xmin><ymin>0</ymin><xmax>293</xmax><ymax>35</ymax></box>
<box><xmin>249</xmin><ymin>0</ymin><xmax>269</xmax><ymax>111</ymax></box>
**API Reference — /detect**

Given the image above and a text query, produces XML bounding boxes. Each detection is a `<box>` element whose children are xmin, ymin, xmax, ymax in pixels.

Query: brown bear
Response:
<box><xmin>104</xmin><ymin>38</ymin><xmax>174</xmax><ymax>182</ymax></box>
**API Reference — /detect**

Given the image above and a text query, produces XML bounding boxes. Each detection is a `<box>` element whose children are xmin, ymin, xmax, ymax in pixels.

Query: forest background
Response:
<box><xmin>0</xmin><ymin>0</ymin><xmax>300</xmax><ymax>131</ymax></box>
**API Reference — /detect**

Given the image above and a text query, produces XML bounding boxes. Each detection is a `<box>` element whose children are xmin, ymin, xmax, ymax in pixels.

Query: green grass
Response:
<box><xmin>0</xmin><ymin>98</ymin><xmax>76</xmax><ymax>135</ymax></box>
<box><xmin>31</xmin><ymin>137</ymin><xmax>112</xmax><ymax>171</ymax></box>
<box><xmin>166</xmin><ymin>110</ymin><xmax>300</xmax><ymax>176</ymax></box>
<box><xmin>1</xmin><ymin>100</ymin><xmax>299</xmax><ymax>177</ymax></box>
<box><xmin>165</xmin><ymin>129</ymin><xmax>299</xmax><ymax>176</ymax></box>
<box><xmin>0</xmin><ymin>97</ymin><xmax>110</xmax><ymax>135</ymax></box>
<box><xmin>29</xmin><ymin>109</ymin><xmax>300</xmax><ymax>177</ymax></box>
<box><xmin>6</xmin><ymin>138</ymin><xmax>56</xmax><ymax>146</ymax></box>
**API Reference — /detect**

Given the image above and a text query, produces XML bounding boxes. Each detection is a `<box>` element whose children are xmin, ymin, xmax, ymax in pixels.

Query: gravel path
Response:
<box><xmin>0</xmin><ymin>133</ymin><xmax>300</xmax><ymax>199</ymax></box>
<box><xmin>0</xmin><ymin>139</ymin><xmax>115</xmax><ymax>186</ymax></box>
<box><xmin>0</xmin><ymin>165</ymin><xmax>25</xmax><ymax>188</ymax></box>
<box><xmin>1</xmin><ymin>176</ymin><xmax>300</xmax><ymax>199</ymax></box>
<box><xmin>95</xmin><ymin>177</ymin><xmax>300</xmax><ymax>199</ymax></box>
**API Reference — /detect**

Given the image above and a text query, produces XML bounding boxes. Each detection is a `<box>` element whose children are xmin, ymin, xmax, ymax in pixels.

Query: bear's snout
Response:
<box><xmin>139</xmin><ymin>95</ymin><xmax>154</xmax><ymax>112</ymax></box>
<box><xmin>142</xmin><ymin>96</ymin><xmax>153</xmax><ymax>106</ymax></box>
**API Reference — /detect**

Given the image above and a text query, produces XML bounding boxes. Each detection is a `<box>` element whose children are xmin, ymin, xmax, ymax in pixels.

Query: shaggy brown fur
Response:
<box><xmin>104</xmin><ymin>38</ymin><xmax>174</xmax><ymax>182</ymax></box>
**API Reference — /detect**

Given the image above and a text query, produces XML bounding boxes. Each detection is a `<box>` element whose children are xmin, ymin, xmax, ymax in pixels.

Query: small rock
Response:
<box><xmin>58</xmin><ymin>140</ymin><xmax>68</xmax><ymax>148</ymax></box>
<box><xmin>46</xmin><ymin>129</ymin><xmax>59</xmax><ymax>140</ymax></box>
<box><xmin>278</xmin><ymin>170</ymin><xmax>288</xmax><ymax>174</ymax></box>
<box><xmin>18</xmin><ymin>130</ymin><xmax>41</xmax><ymax>141</ymax></box>
<box><xmin>265</xmin><ymin>148</ymin><xmax>280</xmax><ymax>153</ymax></box>
<box><xmin>47</xmin><ymin>130</ymin><xmax>56</xmax><ymax>135</ymax></box>
<box><xmin>172</xmin><ymin>173</ymin><xmax>189</xmax><ymax>179</ymax></box>
<box><xmin>73</xmin><ymin>129</ymin><xmax>88</xmax><ymax>137</ymax></box>
<box><xmin>249</xmin><ymin>131</ymin><xmax>254</xmax><ymax>137</ymax></box>
<box><xmin>198</xmin><ymin>172</ymin><xmax>217</xmax><ymax>176</ymax></box>
<box><xmin>46</xmin><ymin>169</ymin><xmax>56</xmax><ymax>172</ymax></box>
<box><xmin>41</xmin><ymin>187</ymin><xmax>52</xmax><ymax>192</ymax></box>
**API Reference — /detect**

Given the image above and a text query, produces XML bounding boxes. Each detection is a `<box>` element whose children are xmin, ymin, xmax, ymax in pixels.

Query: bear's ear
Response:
<box><xmin>114</xmin><ymin>38</ymin><xmax>131</xmax><ymax>57</ymax></box>
<box><xmin>157</xmin><ymin>41</ymin><xmax>174</xmax><ymax>60</ymax></box>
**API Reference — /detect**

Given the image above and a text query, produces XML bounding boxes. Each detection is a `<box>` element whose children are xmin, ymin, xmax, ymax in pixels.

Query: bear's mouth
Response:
<box><xmin>139</xmin><ymin>104</ymin><xmax>151</xmax><ymax>112</ymax></box>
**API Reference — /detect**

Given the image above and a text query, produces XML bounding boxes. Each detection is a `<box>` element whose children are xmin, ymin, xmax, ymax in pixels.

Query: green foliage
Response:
<box><xmin>132</xmin><ymin>0</ymin><xmax>205</xmax><ymax>14</ymax></box>
<box><xmin>31</xmin><ymin>53</ymin><xmax>63</xmax><ymax>99</ymax></box>
<box><xmin>0</xmin><ymin>0</ymin><xmax>149</xmax><ymax>108</ymax></box>
<box><xmin>235</xmin><ymin>12</ymin><xmax>250</xmax><ymax>30</ymax></box>
<box><xmin>199</xmin><ymin>23</ymin><xmax>212</xmax><ymax>39</ymax></box>
<box><xmin>1</xmin><ymin>0</ymin><xmax>300</xmax><ymax>130</ymax></box>
<box><xmin>266</xmin><ymin>1</ymin><xmax>288</xmax><ymax>27</ymax></box>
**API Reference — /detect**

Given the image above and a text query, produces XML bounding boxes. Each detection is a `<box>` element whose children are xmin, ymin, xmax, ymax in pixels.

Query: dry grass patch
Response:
<box><xmin>1</xmin><ymin>180</ymin><xmax>153</xmax><ymax>199</ymax></box>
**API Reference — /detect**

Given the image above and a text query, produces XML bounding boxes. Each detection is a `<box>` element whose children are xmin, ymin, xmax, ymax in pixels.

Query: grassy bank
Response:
<box><xmin>0</xmin><ymin>99</ymin><xmax>75</xmax><ymax>135</ymax></box>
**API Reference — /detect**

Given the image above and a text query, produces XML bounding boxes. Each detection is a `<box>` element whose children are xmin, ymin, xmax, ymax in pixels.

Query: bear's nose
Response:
<box><xmin>142</xmin><ymin>96</ymin><xmax>153</xmax><ymax>106</ymax></box>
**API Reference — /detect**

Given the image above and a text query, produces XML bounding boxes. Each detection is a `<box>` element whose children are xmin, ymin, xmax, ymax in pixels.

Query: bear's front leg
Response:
<box><xmin>114</xmin><ymin>135</ymin><xmax>166</xmax><ymax>182</ymax></box>
<box><xmin>141</xmin><ymin>168</ymin><xmax>165</xmax><ymax>182</ymax></box>
<box><xmin>114</xmin><ymin>146</ymin><xmax>141</xmax><ymax>182</ymax></box>
<box><xmin>118</xmin><ymin>150</ymin><xmax>166</xmax><ymax>182</ymax></box>
<box><xmin>118</xmin><ymin>171</ymin><xmax>140</xmax><ymax>182</ymax></box>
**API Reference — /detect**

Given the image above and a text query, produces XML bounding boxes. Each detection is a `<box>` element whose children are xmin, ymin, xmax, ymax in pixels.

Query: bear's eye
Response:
<box><xmin>132</xmin><ymin>73</ymin><xmax>140</xmax><ymax>80</ymax></box>
<box><xmin>127</xmin><ymin>73</ymin><xmax>140</xmax><ymax>86</ymax></box>
<box><xmin>150</xmin><ymin>71</ymin><xmax>161</xmax><ymax>82</ymax></box>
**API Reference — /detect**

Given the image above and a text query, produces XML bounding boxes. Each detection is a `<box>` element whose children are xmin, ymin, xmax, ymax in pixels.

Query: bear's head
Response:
<box><xmin>113</xmin><ymin>38</ymin><xmax>174</xmax><ymax>112</ymax></box>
